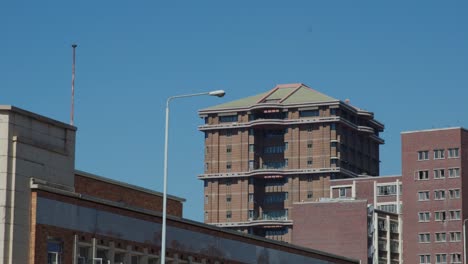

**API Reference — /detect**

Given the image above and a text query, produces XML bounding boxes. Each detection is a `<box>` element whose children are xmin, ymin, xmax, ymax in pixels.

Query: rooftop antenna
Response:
<box><xmin>70</xmin><ymin>44</ymin><xmax>77</xmax><ymax>126</ymax></box>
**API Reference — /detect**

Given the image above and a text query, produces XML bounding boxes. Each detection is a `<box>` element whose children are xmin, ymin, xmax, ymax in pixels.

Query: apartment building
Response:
<box><xmin>292</xmin><ymin>176</ymin><xmax>402</xmax><ymax>264</ymax></box>
<box><xmin>198</xmin><ymin>83</ymin><xmax>384</xmax><ymax>242</ymax></box>
<box><xmin>402</xmin><ymin>128</ymin><xmax>468</xmax><ymax>264</ymax></box>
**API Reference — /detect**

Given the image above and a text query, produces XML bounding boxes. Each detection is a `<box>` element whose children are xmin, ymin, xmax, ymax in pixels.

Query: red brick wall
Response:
<box><xmin>402</xmin><ymin>128</ymin><xmax>464</xmax><ymax>264</ymax></box>
<box><xmin>292</xmin><ymin>201</ymin><xmax>369</xmax><ymax>264</ymax></box>
<box><xmin>75</xmin><ymin>174</ymin><xmax>183</xmax><ymax>217</ymax></box>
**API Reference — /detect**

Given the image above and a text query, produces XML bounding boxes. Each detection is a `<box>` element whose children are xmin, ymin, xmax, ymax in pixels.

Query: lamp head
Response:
<box><xmin>209</xmin><ymin>90</ymin><xmax>226</xmax><ymax>98</ymax></box>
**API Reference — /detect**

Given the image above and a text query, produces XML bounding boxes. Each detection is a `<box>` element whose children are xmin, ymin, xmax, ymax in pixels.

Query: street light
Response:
<box><xmin>161</xmin><ymin>90</ymin><xmax>225</xmax><ymax>264</ymax></box>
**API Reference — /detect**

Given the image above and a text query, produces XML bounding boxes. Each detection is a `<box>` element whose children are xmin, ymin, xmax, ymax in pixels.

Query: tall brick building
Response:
<box><xmin>402</xmin><ymin>128</ymin><xmax>468</xmax><ymax>264</ymax></box>
<box><xmin>198</xmin><ymin>83</ymin><xmax>384</xmax><ymax>241</ymax></box>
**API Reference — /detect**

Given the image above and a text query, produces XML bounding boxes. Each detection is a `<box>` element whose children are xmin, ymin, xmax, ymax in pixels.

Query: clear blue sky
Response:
<box><xmin>2</xmin><ymin>1</ymin><xmax>467</xmax><ymax>221</ymax></box>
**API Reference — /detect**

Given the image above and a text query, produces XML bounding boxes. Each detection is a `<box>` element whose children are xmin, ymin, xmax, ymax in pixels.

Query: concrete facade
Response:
<box><xmin>0</xmin><ymin>106</ymin><xmax>76</xmax><ymax>264</ymax></box>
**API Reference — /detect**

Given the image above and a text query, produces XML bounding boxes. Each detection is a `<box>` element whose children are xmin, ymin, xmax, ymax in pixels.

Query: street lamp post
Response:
<box><xmin>161</xmin><ymin>90</ymin><xmax>225</xmax><ymax>264</ymax></box>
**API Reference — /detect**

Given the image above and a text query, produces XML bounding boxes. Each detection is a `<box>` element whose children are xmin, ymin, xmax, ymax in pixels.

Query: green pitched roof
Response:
<box><xmin>201</xmin><ymin>83</ymin><xmax>338</xmax><ymax>111</ymax></box>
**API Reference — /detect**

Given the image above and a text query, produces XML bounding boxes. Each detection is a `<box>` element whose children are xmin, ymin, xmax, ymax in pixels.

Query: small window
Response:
<box><xmin>434</xmin><ymin>190</ymin><xmax>446</xmax><ymax>200</ymax></box>
<box><xmin>330</xmin><ymin>123</ymin><xmax>336</xmax><ymax>130</ymax></box>
<box><xmin>435</xmin><ymin>211</ymin><xmax>446</xmax><ymax>221</ymax></box>
<box><xmin>339</xmin><ymin>187</ymin><xmax>346</xmax><ymax>197</ymax></box>
<box><xmin>248</xmin><ymin>193</ymin><xmax>254</xmax><ymax>202</ymax></box>
<box><xmin>205</xmin><ymin>195</ymin><xmax>209</xmax><ymax>204</ymax></box>
<box><xmin>450</xmin><ymin>231</ymin><xmax>461</xmax><ymax>241</ymax></box>
<box><xmin>299</xmin><ymin>110</ymin><xmax>319</xmax><ymax>117</ymax></box>
<box><xmin>226</xmin><ymin>130</ymin><xmax>232</xmax><ymax>137</ymax></box>
<box><xmin>248</xmin><ymin>144</ymin><xmax>254</xmax><ymax>152</ymax></box>
<box><xmin>435</xmin><ymin>232</ymin><xmax>446</xmax><ymax>242</ymax></box>
<box><xmin>419</xmin><ymin>255</ymin><xmax>431</xmax><ymax>264</ymax></box>
<box><xmin>434</xmin><ymin>169</ymin><xmax>445</xmax><ymax>179</ymax></box>
<box><xmin>435</xmin><ymin>254</ymin><xmax>447</xmax><ymax>264</ymax></box>
<box><xmin>307</xmin><ymin>141</ymin><xmax>312</xmax><ymax>148</ymax></box>
<box><xmin>284</xmin><ymin>142</ymin><xmax>288</xmax><ymax>150</ymax></box>
<box><xmin>226</xmin><ymin>211</ymin><xmax>232</xmax><ymax>219</ymax></box>
<box><xmin>204</xmin><ymin>211</ymin><xmax>209</xmax><ymax>221</ymax></box>
<box><xmin>418</xmin><ymin>191</ymin><xmax>430</xmax><ymax>201</ymax></box>
<box><xmin>434</xmin><ymin>149</ymin><xmax>445</xmax><ymax>159</ymax></box>
<box><xmin>307</xmin><ymin>191</ymin><xmax>313</xmax><ymax>199</ymax></box>
<box><xmin>448</xmin><ymin>168</ymin><xmax>460</xmax><ymax>178</ymax></box>
<box><xmin>449</xmin><ymin>189</ymin><xmax>460</xmax><ymax>199</ymax></box>
<box><xmin>307</xmin><ymin>158</ymin><xmax>313</xmax><ymax>166</ymax></box>
<box><xmin>220</xmin><ymin>115</ymin><xmax>238</xmax><ymax>123</ymax></box>
<box><xmin>47</xmin><ymin>239</ymin><xmax>63</xmax><ymax>264</ymax></box>
<box><xmin>451</xmin><ymin>253</ymin><xmax>462</xmax><ymax>264</ymax></box>
<box><xmin>226</xmin><ymin>145</ymin><xmax>232</xmax><ymax>153</ymax></box>
<box><xmin>418</xmin><ymin>233</ymin><xmax>430</xmax><ymax>243</ymax></box>
<box><xmin>249</xmin><ymin>128</ymin><xmax>254</xmax><ymax>136</ymax></box>
<box><xmin>248</xmin><ymin>210</ymin><xmax>255</xmax><ymax>220</ymax></box>
<box><xmin>226</xmin><ymin>194</ymin><xmax>231</xmax><ymax>203</ymax></box>
<box><xmin>418</xmin><ymin>151</ymin><xmax>429</xmax><ymax>161</ymax></box>
<box><xmin>416</xmin><ymin>170</ymin><xmax>429</xmax><ymax>180</ymax></box>
<box><xmin>449</xmin><ymin>210</ymin><xmax>461</xmax><ymax>220</ymax></box>
<box><xmin>226</xmin><ymin>162</ymin><xmax>232</xmax><ymax>171</ymax></box>
<box><xmin>448</xmin><ymin>148</ymin><xmax>459</xmax><ymax>158</ymax></box>
<box><xmin>418</xmin><ymin>212</ymin><xmax>430</xmax><ymax>222</ymax></box>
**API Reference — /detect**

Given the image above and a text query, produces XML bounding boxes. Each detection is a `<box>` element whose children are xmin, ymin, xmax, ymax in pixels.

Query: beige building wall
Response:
<box><xmin>0</xmin><ymin>106</ymin><xmax>76</xmax><ymax>264</ymax></box>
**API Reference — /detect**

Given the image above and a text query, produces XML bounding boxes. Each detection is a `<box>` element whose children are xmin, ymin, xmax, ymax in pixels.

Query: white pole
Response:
<box><xmin>161</xmin><ymin>99</ymin><xmax>170</xmax><ymax>264</ymax></box>
<box><xmin>160</xmin><ymin>90</ymin><xmax>225</xmax><ymax>264</ymax></box>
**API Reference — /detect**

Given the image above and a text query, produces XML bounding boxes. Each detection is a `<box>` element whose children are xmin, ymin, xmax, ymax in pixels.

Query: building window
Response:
<box><xmin>418</xmin><ymin>150</ymin><xmax>429</xmax><ymax>160</ymax></box>
<box><xmin>220</xmin><ymin>115</ymin><xmax>238</xmax><ymax>123</ymax></box>
<box><xmin>449</xmin><ymin>189</ymin><xmax>460</xmax><ymax>199</ymax></box>
<box><xmin>226</xmin><ymin>194</ymin><xmax>231</xmax><ymax>203</ymax></box>
<box><xmin>435</xmin><ymin>232</ymin><xmax>446</xmax><ymax>242</ymax></box>
<box><xmin>205</xmin><ymin>211</ymin><xmax>209</xmax><ymax>221</ymax></box>
<box><xmin>451</xmin><ymin>253</ymin><xmax>462</xmax><ymax>264</ymax></box>
<box><xmin>307</xmin><ymin>126</ymin><xmax>313</xmax><ymax>132</ymax></box>
<box><xmin>226</xmin><ymin>162</ymin><xmax>232</xmax><ymax>171</ymax></box>
<box><xmin>435</xmin><ymin>211</ymin><xmax>447</xmax><ymax>221</ymax></box>
<box><xmin>418</xmin><ymin>212</ymin><xmax>430</xmax><ymax>222</ymax></box>
<box><xmin>435</xmin><ymin>254</ymin><xmax>447</xmax><ymax>264</ymax></box>
<box><xmin>434</xmin><ymin>169</ymin><xmax>445</xmax><ymax>179</ymax></box>
<box><xmin>416</xmin><ymin>170</ymin><xmax>429</xmax><ymax>180</ymax></box>
<box><xmin>377</xmin><ymin>185</ymin><xmax>397</xmax><ymax>195</ymax></box>
<box><xmin>226</xmin><ymin>211</ymin><xmax>232</xmax><ymax>220</ymax></box>
<box><xmin>47</xmin><ymin>239</ymin><xmax>63</xmax><ymax>264</ymax></box>
<box><xmin>418</xmin><ymin>191</ymin><xmax>430</xmax><ymax>201</ymax></box>
<box><xmin>448</xmin><ymin>168</ymin><xmax>460</xmax><ymax>178</ymax></box>
<box><xmin>284</xmin><ymin>159</ymin><xmax>288</xmax><ymax>167</ymax></box>
<box><xmin>307</xmin><ymin>141</ymin><xmax>312</xmax><ymax>148</ymax></box>
<box><xmin>418</xmin><ymin>233</ymin><xmax>431</xmax><ymax>243</ymax></box>
<box><xmin>449</xmin><ymin>210</ymin><xmax>461</xmax><ymax>220</ymax></box>
<box><xmin>225</xmin><ymin>179</ymin><xmax>232</xmax><ymax>186</ymax></box>
<box><xmin>205</xmin><ymin>163</ymin><xmax>209</xmax><ymax>171</ymax></box>
<box><xmin>264</xmin><ymin>193</ymin><xmax>288</xmax><ymax>204</ymax></box>
<box><xmin>226</xmin><ymin>130</ymin><xmax>232</xmax><ymax>137</ymax></box>
<box><xmin>450</xmin><ymin>232</ymin><xmax>462</xmax><ymax>242</ymax></box>
<box><xmin>339</xmin><ymin>187</ymin><xmax>347</xmax><ymax>198</ymax></box>
<box><xmin>448</xmin><ymin>148</ymin><xmax>459</xmax><ymax>158</ymax></box>
<box><xmin>248</xmin><ymin>144</ymin><xmax>254</xmax><ymax>152</ymax></box>
<box><xmin>249</xmin><ymin>160</ymin><xmax>255</xmax><ymax>170</ymax></box>
<box><xmin>249</xmin><ymin>128</ymin><xmax>254</xmax><ymax>135</ymax></box>
<box><xmin>248</xmin><ymin>210</ymin><xmax>255</xmax><ymax>220</ymax></box>
<box><xmin>248</xmin><ymin>193</ymin><xmax>254</xmax><ymax>202</ymax></box>
<box><xmin>378</xmin><ymin>204</ymin><xmax>397</xmax><ymax>213</ymax></box>
<box><xmin>284</xmin><ymin>142</ymin><xmax>289</xmax><ymax>151</ymax></box>
<box><xmin>205</xmin><ymin>195</ymin><xmax>209</xmax><ymax>204</ymax></box>
<box><xmin>330</xmin><ymin>123</ymin><xmax>336</xmax><ymax>130</ymax></box>
<box><xmin>419</xmin><ymin>255</ymin><xmax>431</xmax><ymax>264</ymax></box>
<box><xmin>307</xmin><ymin>191</ymin><xmax>313</xmax><ymax>199</ymax></box>
<box><xmin>434</xmin><ymin>190</ymin><xmax>446</xmax><ymax>200</ymax></box>
<box><xmin>299</xmin><ymin>110</ymin><xmax>319</xmax><ymax>117</ymax></box>
<box><xmin>434</xmin><ymin>149</ymin><xmax>445</xmax><ymax>159</ymax></box>
<box><xmin>307</xmin><ymin>158</ymin><xmax>313</xmax><ymax>166</ymax></box>
<box><xmin>226</xmin><ymin>145</ymin><xmax>232</xmax><ymax>153</ymax></box>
